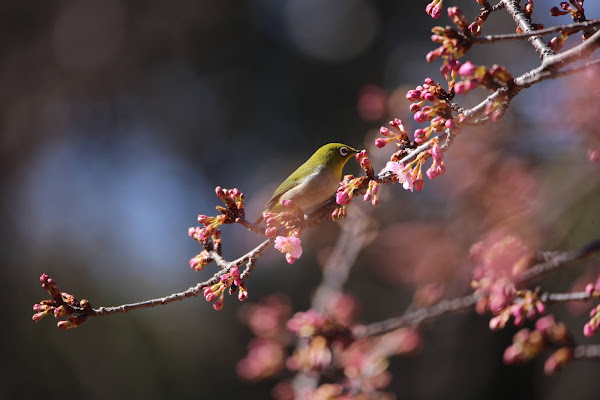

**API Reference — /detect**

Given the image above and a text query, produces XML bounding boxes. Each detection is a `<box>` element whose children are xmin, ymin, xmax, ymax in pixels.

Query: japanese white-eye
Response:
<box><xmin>257</xmin><ymin>143</ymin><xmax>359</xmax><ymax>222</ymax></box>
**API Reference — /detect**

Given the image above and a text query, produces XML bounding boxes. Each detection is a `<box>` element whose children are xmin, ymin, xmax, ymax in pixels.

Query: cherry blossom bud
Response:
<box><xmin>458</xmin><ymin>61</ymin><xmax>476</xmax><ymax>77</ymax></box>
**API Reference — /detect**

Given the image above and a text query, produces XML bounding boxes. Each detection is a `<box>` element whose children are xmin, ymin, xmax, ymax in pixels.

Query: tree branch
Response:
<box><xmin>473</xmin><ymin>20</ymin><xmax>600</xmax><ymax>43</ymax></box>
<box><xmin>355</xmin><ymin>239</ymin><xmax>600</xmax><ymax>338</ymax></box>
<box><xmin>66</xmin><ymin>239</ymin><xmax>273</xmax><ymax>319</ymax></box>
<box><xmin>502</xmin><ymin>0</ymin><xmax>554</xmax><ymax>59</ymax></box>
<box><xmin>574</xmin><ymin>344</ymin><xmax>600</xmax><ymax>359</ymax></box>
<box><xmin>518</xmin><ymin>239</ymin><xmax>600</xmax><ymax>284</ymax></box>
<box><xmin>355</xmin><ymin>293</ymin><xmax>480</xmax><ymax>338</ymax></box>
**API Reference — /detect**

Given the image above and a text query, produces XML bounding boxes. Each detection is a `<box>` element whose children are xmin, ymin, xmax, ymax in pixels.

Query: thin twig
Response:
<box><xmin>88</xmin><ymin>239</ymin><xmax>273</xmax><ymax>317</ymax></box>
<box><xmin>356</xmin><ymin>239</ymin><xmax>600</xmax><ymax>338</ymax></box>
<box><xmin>540</xmin><ymin>291</ymin><xmax>595</xmax><ymax>303</ymax></box>
<box><xmin>473</xmin><ymin>20</ymin><xmax>600</xmax><ymax>43</ymax></box>
<box><xmin>355</xmin><ymin>293</ymin><xmax>480</xmax><ymax>338</ymax></box>
<box><xmin>518</xmin><ymin>239</ymin><xmax>600</xmax><ymax>283</ymax></box>
<box><xmin>574</xmin><ymin>345</ymin><xmax>600</xmax><ymax>359</ymax></box>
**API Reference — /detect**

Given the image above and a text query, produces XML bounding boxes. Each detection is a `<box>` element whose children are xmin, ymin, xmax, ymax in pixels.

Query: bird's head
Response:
<box><xmin>309</xmin><ymin>143</ymin><xmax>359</xmax><ymax>173</ymax></box>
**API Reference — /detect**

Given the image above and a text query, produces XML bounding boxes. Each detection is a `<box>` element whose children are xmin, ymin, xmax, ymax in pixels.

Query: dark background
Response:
<box><xmin>2</xmin><ymin>1</ymin><xmax>600</xmax><ymax>399</ymax></box>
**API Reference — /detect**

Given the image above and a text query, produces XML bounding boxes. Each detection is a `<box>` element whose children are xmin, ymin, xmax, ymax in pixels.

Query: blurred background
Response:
<box><xmin>2</xmin><ymin>0</ymin><xmax>600</xmax><ymax>399</ymax></box>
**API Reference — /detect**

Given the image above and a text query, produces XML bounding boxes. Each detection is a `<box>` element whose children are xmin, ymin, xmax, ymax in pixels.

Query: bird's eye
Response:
<box><xmin>339</xmin><ymin>147</ymin><xmax>348</xmax><ymax>156</ymax></box>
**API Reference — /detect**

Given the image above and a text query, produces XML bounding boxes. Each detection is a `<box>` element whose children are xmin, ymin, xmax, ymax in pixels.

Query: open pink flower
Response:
<box><xmin>274</xmin><ymin>235</ymin><xmax>303</xmax><ymax>264</ymax></box>
<box><xmin>381</xmin><ymin>161</ymin><xmax>414</xmax><ymax>192</ymax></box>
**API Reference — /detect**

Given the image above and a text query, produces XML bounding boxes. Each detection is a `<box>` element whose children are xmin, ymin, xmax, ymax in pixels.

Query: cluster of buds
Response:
<box><xmin>189</xmin><ymin>187</ymin><xmax>246</xmax><ymax>247</ymax></box>
<box><xmin>455</xmin><ymin>62</ymin><xmax>514</xmax><ymax>94</ymax></box>
<box><xmin>363</xmin><ymin>180</ymin><xmax>380</xmax><ymax>206</ymax></box>
<box><xmin>428</xmin><ymin>7</ymin><xmax>481</xmax><ymax>83</ymax></box>
<box><xmin>468</xmin><ymin>1</ymin><xmax>496</xmax><ymax>37</ymax></box>
<box><xmin>489</xmin><ymin>289</ymin><xmax>546</xmax><ymax>330</ymax></box>
<box><xmin>550</xmin><ymin>1</ymin><xmax>586</xmax><ymax>22</ymax></box>
<box><xmin>287</xmin><ymin>310</ymin><xmax>352</xmax><ymax>344</ymax></box>
<box><xmin>455</xmin><ymin>62</ymin><xmax>513</xmax><ymax>121</ymax></box>
<box><xmin>189</xmin><ymin>215</ymin><xmax>224</xmax><ymax>242</ymax></box>
<box><xmin>425</xmin><ymin>0</ymin><xmax>443</xmax><ymax>19</ymax></box>
<box><xmin>215</xmin><ymin>186</ymin><xmax>245</xmax><ymax>213</ymax></box>
<box><xmin>274</xmin><ymin>232</ymin><xmax>303</xmax><ymax>264</ymax></box>
<box><xmin>503</xmin><ymin>315</ymin><xmax>573</xmax><ymax>375</ymax></box>
<box><xmin>336</xmin><ymin>175</ymin><xmax>368</xmax><ymax>206</ymax></box>
<box><xmin>425</xmin><ymin>141</ymin><xmax>446</xmax><ymax>180</ymax></box>
<box><xmin>331</xmin><ymin>205</ymin><xmax>347</xmax><ymax>221</ymax></box>
<box><xmin>32</xmin><ymin>274</ymin><xmax>90</xmax><ymax>330</ymax></box>
<box><xmin>189</xmin><ymin>249</ymin><xmax>212</xmax><ymax>272</ymax></box>
<box><xmin>203</xmin><ymin>266</ymin><xmax>248</xmax><ymax>310</ymax></box>
<box><xmin>407</xmin><ymin>79</ymin><xmax>465</xmax><ymax>143</ymax></box>
<box><xmin>263</xmin><ymin>199</ymin><xmax>304</xmax><ymax>238</ymax></box>
<box><xmin>549</xmin><ymin>1</ymin><xmax>591</xmax><ymax>50</ymax></box>
<box><xmin>470</xmin><ymin>234</ymin><xmax>533</xmax><ymax>317</ymax></box>
<box><xmin>375</xmin><ymin>118</ymin><xmax>409</xmax><ymax>149</ymax></box>
<box><xmin>356</xmin><ymin>149</ymin><xmax>375</xmax><ymax>178</ymax></box>
<box><xmin>583</xmin><ymin>303</ymin><xmax>600</xmax><ymax>337</ymax></box>
<box><xmin>428</xmin><ymin>26</ymin><xmax>469</xmax><ymax>67</ymax></box>
<box><xmin>334</xmin><ymin>154</ymin><xmax>379</xmax><ymax>209</ymax></box>
<box><xmin>286</xmin><ymin>310</ymin><xmax>353</xmax><ymax>373</ymax></box>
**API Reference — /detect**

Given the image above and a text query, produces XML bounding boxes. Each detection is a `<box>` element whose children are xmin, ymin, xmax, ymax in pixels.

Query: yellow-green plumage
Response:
<box><xmin>257</xmin><ymin>143</ymin><xmax>358</xmax><ymax>222</ymax></box>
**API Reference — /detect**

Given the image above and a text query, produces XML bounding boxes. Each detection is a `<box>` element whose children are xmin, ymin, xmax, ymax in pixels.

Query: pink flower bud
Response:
<box><xmin>503</xmin><ymin>345</ymin><xmax>519</xmax><ymax>364</ymax></box>
<box><xmin>265</xmin><ymin>227</ymin><xmax>277</xmax><ymax>238</ymax></box>
<box><xmin>458</xmin><ymin>61</ymin><xmax>476</xmax><ymax>77</ymax></box>
<box><xmin>447</xmin><ymin>6</ymin><xmax>462</xmax><ymax>18</ymax></box>
<box><xmin>238</xmin><ymin>285</ymin><xmax>248</xmax><ymax>301</ymax></box>
<box><xmin>213</xmin><ymin>296</ymin><xmax>224</xmax><ymax>311</ymax></box>
<box><xmin>414</xmin><ymin>111</ymin><xmax>428</xmax><ymax>123</ymax></box>
<box><xmin>422</xmin><ymin>92</ymin><xmax>435</xmax><ymax>102</ymax></box>
<box><xmin>586</xmin><ymin>283</ymin><xmax>595</xmax><ymax>296</ymax></box>
<box><xmin>430</xmin><ymin>144</ymin><xmax>442</xmax><ymax>161</ymax></box>
<box><xmin>414</xmin><ymin>179</ymin><xmax>424</xmax><ymax>191</ymax></box>
<box><xmin>406</xmin><ymin>90</ymin><xmax>421</xmax><ymax>101</ymax></box>
<box><xmin>410</xmin><ymin>103</ymin><xmax>422</xmax><ymax>113</ymax></box>
<box><xmin>535</xmin><ymin>301</ymin><xmax>545</xmax><ymax>314</ymax></box>
<box><xmin>389</xmin><ymin>118</ymin><xmax>402</xmax><ymax>129</ymax></box>
<box><xmin>375</xmin><ymin>138</ymin><xmax>387</xmax><ymax>148</ymax></box>
<box><xmin>280</xmin><ymin>199</ymin><xmax>294</xmax><ymax>208</ymax></box>
<box><xmin>380</xmin><ymin>126</ymin><xmax>391</xmax><ymax>136</ymax></box>
<box><xmin>336</xmin><ymin>191</ymin><xmax>351</xmax><ymax>205</ymax></box>
<box><xmin>426</xmin><ymin>165</ymin><xmax>438</xmax><ymax>180</ymax></box>
<box><xmin>583</xmin><ymin>322</ymin><xmax>595</xmax><ymax>337</ymax></box>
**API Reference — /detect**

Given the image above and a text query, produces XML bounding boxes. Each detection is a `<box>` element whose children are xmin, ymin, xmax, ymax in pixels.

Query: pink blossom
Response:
<box><xmin>274</xmin><ymin>235</ymin><xmax>303</xmax><ymax>264</ymax></box>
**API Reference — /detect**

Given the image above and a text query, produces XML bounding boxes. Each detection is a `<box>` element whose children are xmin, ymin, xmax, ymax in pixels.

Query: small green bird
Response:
<box><xmin>257</xmin><ymin>143</ymin><xmax>359</xmax><ymax>223</ymax></box>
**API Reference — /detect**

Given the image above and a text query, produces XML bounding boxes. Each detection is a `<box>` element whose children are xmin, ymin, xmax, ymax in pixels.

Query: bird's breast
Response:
<box><xmin>281</xmin><ymin>166</ymin><xmax>340</xmax><ymax>212</ymax></box>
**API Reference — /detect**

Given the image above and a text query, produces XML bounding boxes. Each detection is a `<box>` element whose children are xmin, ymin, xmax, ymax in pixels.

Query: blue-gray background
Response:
<box><xmin>3</xmin><ymin>1</ymin><xmax>600</xmax><ymax>399</ymax></box>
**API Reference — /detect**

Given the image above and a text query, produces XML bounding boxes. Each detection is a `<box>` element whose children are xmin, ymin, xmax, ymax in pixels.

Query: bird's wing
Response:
<box><xmin>264</xmin><ymin>160</ymin><xmax>313</xmax><ymax>211</ymax></box>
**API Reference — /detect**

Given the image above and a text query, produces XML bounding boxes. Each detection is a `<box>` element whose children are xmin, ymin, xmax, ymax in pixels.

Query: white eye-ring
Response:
<box><xmin>339</xmin><ymin>147</ymin><xmax>348</xmax><ymax>156</ymax></box>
